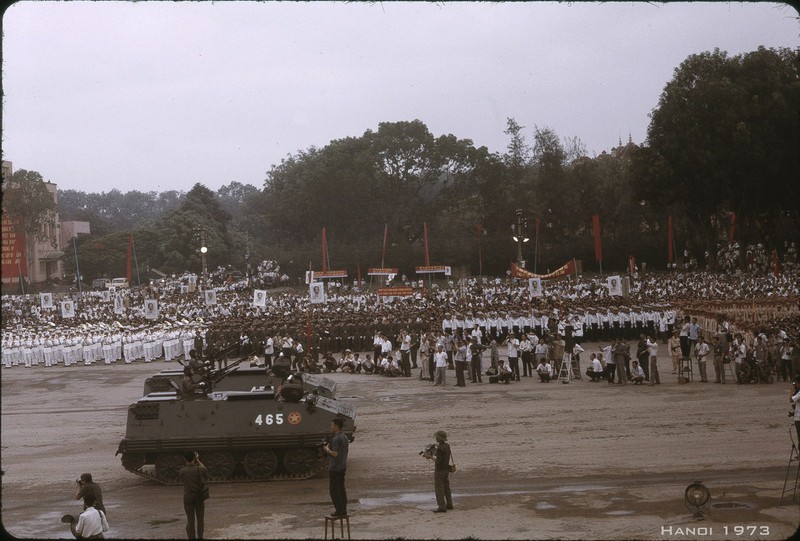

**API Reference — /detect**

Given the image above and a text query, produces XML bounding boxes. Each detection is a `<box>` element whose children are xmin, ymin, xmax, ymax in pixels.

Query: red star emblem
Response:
<box><xmin>287</xmin><ymin>411</ymin><xmax>302</xmax><ymax>425</ymax></box>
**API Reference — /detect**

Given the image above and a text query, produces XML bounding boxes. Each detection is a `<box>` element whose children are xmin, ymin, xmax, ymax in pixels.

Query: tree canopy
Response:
<box><xmin>37</xmin><ymin>46</ymin><xmax>800</xmax><ymax>280</ymax></box>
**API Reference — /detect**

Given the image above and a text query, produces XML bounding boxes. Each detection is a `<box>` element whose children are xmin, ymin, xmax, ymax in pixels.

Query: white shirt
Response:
<box><xmin>434</xmin><ymin>351</ymin><xmax>448</xmax><ymax>368</ymax></box>
<box><xmin>75</xmin><ymin>507</ymin><xmax>109</xmax><ymax>538</ymax></box>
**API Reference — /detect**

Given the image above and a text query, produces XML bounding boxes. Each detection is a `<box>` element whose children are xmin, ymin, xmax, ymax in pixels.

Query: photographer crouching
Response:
<box><xmin>75</xmin><ymin>473</ymin><xmax>106</xmax><ymax>517</ymax></box>
<box><xmin>422</xmin><ymin>430</ymin><xmax>454</xmax><ymax>513</ymax></box>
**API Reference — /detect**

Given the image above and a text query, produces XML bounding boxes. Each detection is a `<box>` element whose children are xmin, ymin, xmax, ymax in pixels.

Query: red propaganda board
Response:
<box><xmin>1</xmin><ymin>215</ymin><xmax>26</xmax><ymax>279</ymax></box>
<box><xmin>415</xmin><ymin>265</ymin><xmax>451</xmax><ymax>274</ymax></box>
<box><xmin>378</xmin><ymin>287</ymin><xmax>414</xmax><ymax>297</ymax></box>
<box><xmin>367</xmin><ymin>267</ymin><xmax>399</xmax><ymax>275</ymax></box>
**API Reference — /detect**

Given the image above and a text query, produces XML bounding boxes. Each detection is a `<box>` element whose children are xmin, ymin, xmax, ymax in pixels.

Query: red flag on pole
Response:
<box><xmin>667</xmin><ymin>215</ymin><xmax>674</xmax><ymax>264</ymax></box>
<box><xmin>728</xmin><ymin>212</ymin><xmax>736</xmax><ymax>242</ymax></box>
<box><xmin>126</xmin><ymin>234</ymin><xmax>133</xmax><ymax>283</ymax></box>
<box><xmin>321</xmin><ymin>227</ymin><xmax>328</xmax><ymax>272</ymax></box>
<box><xmin>592</xmin><ymin>214</ymin><xmax>602</xmax><ymax>262</ymax></box>
<box><xmin>423</xmin><ymin>223</ymin><xmax>430</xmax><ymax>266</ymax></box>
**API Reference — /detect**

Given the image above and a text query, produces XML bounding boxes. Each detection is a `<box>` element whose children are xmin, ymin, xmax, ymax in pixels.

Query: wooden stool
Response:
<box><xmin>678</xmin><ymin>357</ymin><xmax>693</xmax><ymax>383</ymax></box>
<box><xmin>324</xmin><ymin>514</ymin><xmax>351</xmax><ymax>540</ymax></box>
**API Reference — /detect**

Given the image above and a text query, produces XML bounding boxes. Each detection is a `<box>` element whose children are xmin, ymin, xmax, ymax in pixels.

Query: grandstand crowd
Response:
<box><xmin>2</xmin><ymin>268</ymin><xmax>798</xmax><ymax>385</ymax></box>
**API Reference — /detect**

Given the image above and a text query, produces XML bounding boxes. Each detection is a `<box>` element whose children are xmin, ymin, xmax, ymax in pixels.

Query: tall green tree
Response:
<box><xmin>635</xmin><ymin>46</ymin><xmax>800</xmax><ymax>258</ymax></box>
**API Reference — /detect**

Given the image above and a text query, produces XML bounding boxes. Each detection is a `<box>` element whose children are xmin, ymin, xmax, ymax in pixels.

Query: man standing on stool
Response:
<box><xmin>425</xmin><ymin>430</ymin><xmax>453</xmax><ymax>513</ymax></box>
<box><xmin>323</xmin><ymin>419</ymin><xmax>349</xmax><ymax>517</ymax></box>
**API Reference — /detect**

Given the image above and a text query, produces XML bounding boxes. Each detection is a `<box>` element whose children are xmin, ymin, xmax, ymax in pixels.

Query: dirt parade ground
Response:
<box><xmin>2</xmin><ymin>342</ymin><xmax>799</xmax><ymax>540</ymax></box>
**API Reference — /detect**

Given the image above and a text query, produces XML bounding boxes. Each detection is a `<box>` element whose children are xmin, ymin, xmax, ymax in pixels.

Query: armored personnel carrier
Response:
<box><xmin>116</xmin><ymin>370</ymin><xmax>356</xmax><ymax>484</ymax></box>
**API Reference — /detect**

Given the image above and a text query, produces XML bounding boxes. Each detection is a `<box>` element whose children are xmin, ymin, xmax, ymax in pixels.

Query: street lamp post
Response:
<box><xmin>512</xmin><ymin>208</ymin><xmax>530</xmax><ymax>268</ymax></box>
<box><xmin>194</xmin><ymin>227</ymin><xmax>208</xmax><ymax>286</ymax></box>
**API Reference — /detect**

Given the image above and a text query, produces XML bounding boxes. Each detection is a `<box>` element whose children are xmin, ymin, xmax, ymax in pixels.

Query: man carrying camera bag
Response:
<box><xmin>424</xmin><ymin>430</ymin><xmax>454</xmax><ymax>513</ymax></box>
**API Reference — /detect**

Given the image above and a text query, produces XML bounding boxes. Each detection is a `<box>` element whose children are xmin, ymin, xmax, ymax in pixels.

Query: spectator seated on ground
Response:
<box><xmin>536</xmin><ymin>360</ymin><xmax>553</xmax><ymax>382</ymax></box>
<box><xmin>340</xmin><ymin>350</ymin><xmax>356</xmax><ymax>373</ymax></box>
<box><xmin>630</xmin><ymin>360</ymin><xmax>646</xmax><ymax>384</ymax></box>
<box><xmin>300</xmin><ymin>355</ymin><xmax>321</xmax><ymax>374</ymax></box>
<box><xmin>322</xmin><ymin>352</ymin><xmax>338</xmax><ymax>373</ymax></box>
<box><xmin>362</xmin><ymin>355</ymin><xmax>375</xmax><ymax>374</ymax></box>
<box><xmin>585</xmin><ymin>353</ymin><xmax>605</xmax><ymax>382</ymax></box>
<box><xmin>498</xmin><ymin>359</ymin><xmax>513</xmax><ymax>384</ymax></box>
<box><xmin>386</xmin><ymin>355</ymin><xmax>402</xmax><ymax>377</ymax></box>
<box><xmin>485</xmin><ymin>363</ymin><xmax>499</xmax><ymax>383</ymax></box>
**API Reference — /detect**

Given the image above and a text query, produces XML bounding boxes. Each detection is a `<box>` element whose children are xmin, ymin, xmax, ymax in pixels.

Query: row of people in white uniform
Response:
<box><xmin>440</xmin><ymin>307</ymin><xmax>678</xmax><ymax>338</ymax></box>
<box><xmin>1</xmin><ymin>327</ymin><xmax>206</xmax><ymax>368</ymax></box>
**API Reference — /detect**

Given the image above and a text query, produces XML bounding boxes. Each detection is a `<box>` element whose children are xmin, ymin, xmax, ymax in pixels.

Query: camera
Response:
<box><xmin>317</xmin><ymin>436</ymin><xmax>332</xmax><ymax>458</ymax></box>
<box><xmin>419</xmin><ymin>443</ymin><xmax>436</xmax><ymax>456</ymax></box>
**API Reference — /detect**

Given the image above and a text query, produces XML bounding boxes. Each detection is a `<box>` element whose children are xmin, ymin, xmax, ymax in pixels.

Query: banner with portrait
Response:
<box><xmin>144</xmin><ymin>299</ymin><xmax>159</xmax><ymax>320</ymax></box>
<box><xmin>309</xmin><ymin>282</ymin><xmax>326</xmax><ymax>304</ymax></box>
<box><xmin>101</xmin><ymin>290</ymin><xmax>111</xmax><ymax>302</ymax></box>
<box><xmin>40</xmin><ymin>292</ymin><xmax>54</xmax><ymax>309</ymax></box>
<box><xmin>61</xmin><ymin>301</ymin><xmax>75</xmax><ymax>318</ymax></box>
<box><xmin>204</xmin><ymin>289</ymin><xmax>217</xmax><ymax>306</ymax></box>
<box><xmin>253</xmin><ymin>289</ymin><xmax>267</xmax><ymax>307</ymax></box>
<box><xmin>113</xmin><ymin>294</ymin><xmax>125</xmax><ymax>315</ymax></box>
<box><xmin>528</xmin><ymin>277</ymin><xmax>543</xmax><ymax>298</ymax></box>
<box><xmin>608</xmin><ymin>275</ymin><xmax>623</xmax><ymax>297</ymax></box>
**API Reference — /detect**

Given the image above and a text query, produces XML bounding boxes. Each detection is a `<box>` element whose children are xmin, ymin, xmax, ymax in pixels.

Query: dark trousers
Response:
<box><xmin>455</xmin><ymin>361</ymin><xmax>467</xmax><ymax>386</ymax></box>
<box><xmin>428</xmin><ymin>353</ymin><xmax>435</xmax><ymax>380</ymax></box>
<box><xmin>434</xmin><ymin>470</ymin><xmax>452</xmax><ymax>510</ymax></box>
<box><xmin>521</xmin><ymin>351</ymin><xmax>532</xmax><ymax>377</ymax></box>
<box><xmin>679</xmin><ymin>336</ymin><xmax>689</xmax><ymax>358</ymax></box>
<box><xmin>470</xmin><ymin>355</ymin><xmax>482</xmax><ymax>383</ymax></box>
<box><xmin>605</xmin><ymin>363</ymin><xmax>616</xmax><ymax>383</ymax></box>
<box><xmin>329</xmin><ymin>469</ymin><xmax>347</xmax><ymax>515</ymax></box>
<box><xmin>638</xmin><ymin>355</ymin><xmax>649</xmax><ymax>379</ymax></box>
<box><xmin>509</xmin><ymin>356</ymin><xmax>520</xmax><ymax>381</ymax></box>
<box><xmin>183</xmin><ymin>496</ymin><xmax>205</xmax><ymax>539</ymax></box>
<box><xmin>264</xmin><ymin>354</ymin><xmax>272</xmax><ymax>368</ymax></box>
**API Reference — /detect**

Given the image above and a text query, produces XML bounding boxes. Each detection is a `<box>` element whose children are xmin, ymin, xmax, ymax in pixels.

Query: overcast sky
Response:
<box><xmin>3</xmin><ymin>1</ymin><xmax>798</xmax><ymax>194</ymax></box>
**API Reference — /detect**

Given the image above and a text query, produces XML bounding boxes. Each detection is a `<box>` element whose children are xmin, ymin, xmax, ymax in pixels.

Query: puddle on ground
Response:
<box><xmin>535</xmin><ymin>502</ymin><xmax>558</xmax><ymax>510</ymax></box>
<box><xmin>359</xmin><ymin>493</ymin><xmax>432</xmax><ymax>508</ymax></box>
<box><xmin>547</xmin><ymin>484</ymin><xmax>613</xmax><ymax>493</ymax></box>
<box><xmin>604</xmin><ymin>510</ymin><xmax>635</xmax><ymax>515</ymax></box>
<box><xmin>710</xmin><ymin>502</ymin><xmax>754</xmax><ymax>510</ymax></box>
<box><xmin>359</xmin><ymin>485</ymin><xmax>613</xmax><ymax>509</ymax></box>
<box><xmin>148</xmin><ymin>518</ymin><xmax>181</xmax><ymax>526</ymax></box>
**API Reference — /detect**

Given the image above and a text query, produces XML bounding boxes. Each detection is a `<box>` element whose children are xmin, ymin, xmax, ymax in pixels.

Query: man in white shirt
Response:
<box><xmin>535</xmin><ymin>359</ymin><xmax>553</xmax><ymax>383</ymax></box>
<box><xmin>630</xmin><ymin>360</ymin><xmax>646</xmax><ymax>384</ymax></box>
<box><xmin>433</xmin><ymin>345</ymin><xmax>448</xmax><ymax>386</ymax></box>
<box><xmin>585</xmin><ymin>353</ymin><xmax>604</xmax><ymax>382</ymax></box>
<box><xmin>646</xmin><ymin>335</ymin><xmax>661</xmax><ymax>385</ymax></box>
<box><xmin>694</xmin><ymin>335</ymin><xmax>710</xmax><ymax>383</ymax></box>
<box><xmin>74</xmin><ymin>494</ymin><xmax>109</xmax><ymax>539</ymax></box>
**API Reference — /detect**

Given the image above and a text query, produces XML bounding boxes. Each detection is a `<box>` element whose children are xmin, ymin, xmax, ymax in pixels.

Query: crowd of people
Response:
<box><xmin>2</xmin><ymin>269</ymin><xmax>798</xmax><ymax>387</ymax></box>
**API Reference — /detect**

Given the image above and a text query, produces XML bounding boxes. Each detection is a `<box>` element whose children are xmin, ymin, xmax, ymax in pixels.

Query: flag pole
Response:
<box><xmin>18</xmin><ymin>258</ymin><xmax>25</xmax><ymax>295</ymax></box>
<box><xmin>132</xmin><ymin>235</ymin><xmax>141</xmax><ymax>287</ymax></box>
<box><xmin>73</xmin><ymin>236</ymin><xmax>82</xmax><ymax>296</ymax></box>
